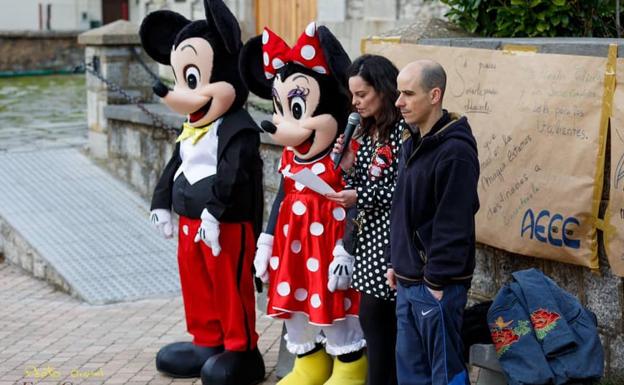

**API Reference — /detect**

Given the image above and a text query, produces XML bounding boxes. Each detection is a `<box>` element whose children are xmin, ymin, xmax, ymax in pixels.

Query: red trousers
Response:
<box><xmin>177</xmin><ymin>216</ymin><xmax>259</xmax><ymax>351</ymax></box>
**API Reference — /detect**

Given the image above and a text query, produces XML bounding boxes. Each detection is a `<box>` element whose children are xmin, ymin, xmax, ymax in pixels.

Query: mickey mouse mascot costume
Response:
<box><xmin>240</xmin><ymin>23</ymin><xmax>367</xmax><ymax>385</ymax></box>
<box><xmin>139</xmin><ymin>1</ymin><xmax>264</xmax><ymax>384</ymax></box>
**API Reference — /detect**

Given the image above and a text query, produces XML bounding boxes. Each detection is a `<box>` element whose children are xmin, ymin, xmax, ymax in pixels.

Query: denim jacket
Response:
<box><xmin>487</xmin><ymin>268</ymin><xmax>603</xmax><ymax>385</ymax></box>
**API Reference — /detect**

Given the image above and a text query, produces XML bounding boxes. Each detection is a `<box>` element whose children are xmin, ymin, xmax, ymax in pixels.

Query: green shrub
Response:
<box><xmin>439</xmin><ymin>0</ymin><xmax>620</xmax><ymax>37</ymax></box>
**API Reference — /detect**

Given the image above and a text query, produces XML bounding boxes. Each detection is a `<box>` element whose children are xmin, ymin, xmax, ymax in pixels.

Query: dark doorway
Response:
<box><xmin>102</xmin><ymin>0</ymin><xmax>129</xmax><ymax>24</ymax></box>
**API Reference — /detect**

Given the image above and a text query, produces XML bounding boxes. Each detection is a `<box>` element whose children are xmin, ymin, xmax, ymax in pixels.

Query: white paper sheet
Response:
<box><xmin>289</xmin><ymin>168</ymin><xmax>336</xmax><ymax>195</ymax></box>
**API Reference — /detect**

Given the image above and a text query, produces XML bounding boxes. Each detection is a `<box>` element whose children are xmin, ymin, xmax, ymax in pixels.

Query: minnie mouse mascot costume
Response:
<box><xmin>240</xmin><ymin>23</ymin><xmax>368</xmax><ymax>385</ymax></box>
<box><xmin>140</xmin><ymin>1</ymin><xmax>265</xmax><ymax>384</ymax></box>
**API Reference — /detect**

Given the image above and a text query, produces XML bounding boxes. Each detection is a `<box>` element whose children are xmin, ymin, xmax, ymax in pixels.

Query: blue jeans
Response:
<box><xmin>396</xmin><ymin>283</ymin><xmax>469</xmax><ymax>385</ymax></box>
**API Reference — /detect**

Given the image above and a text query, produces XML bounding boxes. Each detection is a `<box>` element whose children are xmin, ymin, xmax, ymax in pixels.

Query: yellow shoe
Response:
<box><xmin>323</xmin><ymin>354</ymin><xmax>368</xmax><ymax>385</ymax></box>
<box><xmin>277</xmin><ymin>349</ymin><xmax>333</xmax><ymax>385</ymax></box>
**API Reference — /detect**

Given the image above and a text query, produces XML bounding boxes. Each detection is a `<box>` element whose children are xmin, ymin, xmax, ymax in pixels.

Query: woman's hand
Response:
<box><xmin>325</xmin><ymin>189</ymin><xmax>357</xmax><ymax>208</ymax></box>
<box><xmin>332</xmin><ymin>134</ymin><xmax>356</xmax><ymax>171</ymax></box>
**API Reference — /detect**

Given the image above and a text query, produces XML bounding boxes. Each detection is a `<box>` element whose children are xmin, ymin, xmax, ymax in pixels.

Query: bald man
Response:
<box><xmin>386</xmin><ymin>60</ymin><xmax>480</xmax><ymax>385</ymax></box>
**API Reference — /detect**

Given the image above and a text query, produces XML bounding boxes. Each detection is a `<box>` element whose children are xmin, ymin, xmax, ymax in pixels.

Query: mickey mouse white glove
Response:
<box><xmin>194</xmin><ymin>209</ymin><xmax>221</xmax><ymax>256</ymax></box>
<box><xmin>150</xmin><ymin>209</ymin><xmax>173</xmax><ymax>239</ymax></box>
<box><xmin>327</xmin><ymin>242</ymin><xmax>355</xmax><ymax>292</ymax></box>
<box><xmin>254</xmin><ymin>233</ymin><xmax>274</xmax><ymax>283</ymax></box>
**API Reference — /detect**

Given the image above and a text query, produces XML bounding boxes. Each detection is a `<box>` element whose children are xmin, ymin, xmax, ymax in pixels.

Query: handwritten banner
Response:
<box><xmin>605</xmin><ymin>58</ymin><xmax>624</xmax><ymax>276</ymax></box>
<box><xmin>364</xmin><ymin>41</ymin><xmax>607</xmax><ymax>268</ymax></box>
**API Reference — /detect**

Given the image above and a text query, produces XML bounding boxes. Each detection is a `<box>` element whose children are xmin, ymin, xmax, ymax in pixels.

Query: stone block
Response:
<box><xmin>611</xmin><ymin>334</ymin><xmax>624</xmax><ymax>372</ymax></box>
<box><xmin>130</xmin><ymin>161</ymin><xmax>147</xmax><ymax>196</ymax></box>
<box><xmin>32</xmin><ymin>255</ymin><xmax>46</xmax><ymax>278</ymax></box>
<box><xmin>583</xmin><ymin>267</ymin><xmax>622</xmax><ymax>333</ymax></box>
<box><xmin>97</xmin><ymin>98</ymin><xmax>108</xmax><ymax>133</ymax></box>
<box><xmin>494</xmin><ymin>251</ymin><xmax>545</xmax><ymax>289</ymax></box>
<box><xmin>472</xmin><ymin>247</ymin><xmax>497</xmax><ymax>298</ymax></box>
<box><xmin>125</xmin><ymin>129</ymin><xmax>141</xmax><ymax>160</ymax></box>
<box><xmin>363</xmin><ymin>0</ymin><xmax>396</xmax><ymax>20</ymax></box>
<box><xmin>109</xmin><ymin>124</ymin><xmax>124</xmax><ymax>157</ymax></box>
<box><xmin>128</xmin><ymin>62</ymin><xmax>158</xmax><ymax>89</ymax></box>
<box><xmin>87</xmin><ymin>92</ymin><xmax>99</xmax><ymax>129</ymax></box>
<box><xmin>89</xmin><ymin>131</ymin><xmax>109</xmax><ymax>159</ymax></box>
<box><xmin>141</xmin><ymin>130</ymin><xmax>159</xmax><ymax>168</ymax></box>
<box><xmin>541</xmin><ymin>261</ymin><xmax>585</xmax><ymax>302</ymax></box>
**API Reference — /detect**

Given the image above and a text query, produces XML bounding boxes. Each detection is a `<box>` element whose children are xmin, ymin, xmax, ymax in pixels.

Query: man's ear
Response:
<box><xmin>204</xmin><ymin>0</ymin><xmax>242</xmax><ymax>54</ymax></box>
<box><xmin>139</xmin><ymin>10</ymin><xmax>191</xmax><ymax>65</ymax></box>
<box><xmin>430</xmin><ymin>88</ymin><xmax>442</xmax><ymax>105</ymax></box>
<box><xmin>239</xmin><ymin>35</ymin><xmax>273</xmax><ymax>100</ymax></box>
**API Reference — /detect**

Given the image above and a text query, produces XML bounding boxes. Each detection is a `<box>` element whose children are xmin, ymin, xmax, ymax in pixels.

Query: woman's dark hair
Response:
<box><xmin>346</xmin><ymin>54</ymin><xmax>400</xmax><ymax>143</ymax></box>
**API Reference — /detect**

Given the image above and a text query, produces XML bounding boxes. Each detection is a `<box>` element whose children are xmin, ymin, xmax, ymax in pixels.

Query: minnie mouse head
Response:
<box><xmin>240</xmin><ymin>22</ymin><xmax>351</xmax><ymax>160</ymax></box>
<box><xmin>139</xmin><ymin>0</ymin><xmax>247</xmax><ymax>127</ymax></box>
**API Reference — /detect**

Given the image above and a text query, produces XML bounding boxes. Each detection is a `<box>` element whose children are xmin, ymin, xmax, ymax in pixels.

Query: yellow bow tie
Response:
<box><xmin>176</xmin><ymin>121</ymin><xmax>214</xmax><ymax>144</ymax></box>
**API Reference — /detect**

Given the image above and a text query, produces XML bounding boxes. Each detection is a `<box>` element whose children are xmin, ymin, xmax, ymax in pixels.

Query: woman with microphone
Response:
<box><xmin>325</xmin><ymin>54</ymin><xmax>405</xmax><ymax>385</ymax></box>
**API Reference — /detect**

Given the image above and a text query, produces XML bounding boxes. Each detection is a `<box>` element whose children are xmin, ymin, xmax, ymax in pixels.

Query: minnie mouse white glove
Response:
<box><xmin>194</xmin><ymin>209</ymin><xmax>221</xmax><ymax>256</ymax></box>
<box><xmin>327</xmin><ymin>242</ymin><xmax>355</xmax><ymax>292</ymax></box>
<box><xmin>254</xmin><ymin>233</ymin><xmax>274</xmax><ymax>283</ymax></box>
<box><xmin>150</xmin><ymin>209</ymin><xmax>173</xmax><ymax>239</ymax></box>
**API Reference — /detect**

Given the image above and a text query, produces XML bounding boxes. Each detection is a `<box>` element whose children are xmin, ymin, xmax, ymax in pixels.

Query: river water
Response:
<box><xmin>0</xmin><ymin>74</ymin><xmax>86</xmax><ymax>151</ymax></box>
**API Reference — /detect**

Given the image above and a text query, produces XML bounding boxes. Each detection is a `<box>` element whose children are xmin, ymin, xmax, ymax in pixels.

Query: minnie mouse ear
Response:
<box><xmin>317</xmin><ymin>25</ymin><xmax>351</xmax><ymax>84</ymax></box>
<box><xmin>139</xmin><ymin>10</ymin><xmax>191</xmax><ymax>65</ymax></box>
<box><xmin>240</xmin><ymin>35</ymin><xmax>273</xmax><ymax>100</ymax></box>
<box><xmin>204</xmin><ymin>0</ymin><xmax>242</xmax><ymax>54</ymax></box>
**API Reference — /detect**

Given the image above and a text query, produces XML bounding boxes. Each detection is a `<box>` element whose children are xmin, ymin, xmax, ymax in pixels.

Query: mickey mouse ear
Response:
<box><xmin>204</xmin><ymin>0</ymin><xmax>242</xmax><ymax>54</ymax></box>
<box><xmin>139</xmin><ymin>10</ymin><xmax>191</xmax><ymax>65</ymax></box>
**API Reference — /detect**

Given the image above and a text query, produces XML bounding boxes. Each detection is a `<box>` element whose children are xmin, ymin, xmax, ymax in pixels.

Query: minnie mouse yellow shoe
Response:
<box><xmin>277</xmin><ymin>349</ymin><xmax>333</xmax><ymax>385</ymax></box>
<box><xmin>323</xmin><ymin>354</ymin><xmax>367</xmax><ymax>385</ymax></box>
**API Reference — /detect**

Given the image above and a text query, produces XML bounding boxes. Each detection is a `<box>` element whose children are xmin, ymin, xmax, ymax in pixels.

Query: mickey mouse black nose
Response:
<box><xmin>260</xmin><ymin>120</ymin><xmax>277</xmax><ymax>134</ymax></box>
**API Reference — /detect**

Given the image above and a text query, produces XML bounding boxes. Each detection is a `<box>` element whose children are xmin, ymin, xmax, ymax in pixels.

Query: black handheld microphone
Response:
<box><xmin>333</xmin><ymin>112</ymin><xmax>361</xmax><ymax>170</ymax></box>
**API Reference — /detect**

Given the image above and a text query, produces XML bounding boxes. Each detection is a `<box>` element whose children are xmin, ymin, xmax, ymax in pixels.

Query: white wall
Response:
<box><xmin>0</xmin><ymin>0</ymin><xmax>102</xmax><ymax>31</ymax></box>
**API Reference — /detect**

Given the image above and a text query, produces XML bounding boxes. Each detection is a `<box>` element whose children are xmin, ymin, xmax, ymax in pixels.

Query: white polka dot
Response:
<box><xmin>307</xmin><ymin>257</ymin><xmax>319</xmax><ymax>272</ymax></box>
<box><xmin>311</xmin><ymin>163</ymin><xmax>326</xmax><ymax>175</ymax></box>
<box><xmin>295</xmin><ymin>288</ymin><xmax>308</xmax><ymax>301</ymax></box>
<box><xmin>312</xmin><ymin>66</ymin><xmax>327</xmax><ymax>74</ymax></box>
<box><xmin>277</xmin><ymin>282</ymin><xmax>291</xmax><ymax>296</ymax></box>
<box><xmin>270</xmin><ymin>257</ymin><xmax>280</xmax><ymax>270</ymax></box>
<box><xmin>263</xmin><ymin>52</ymin><xmax>269</xmax><ymax>66</ymax></box>
<box><xmin>310</xmin><ymin>222</ymin><xmax>324</xmax><ymax>236</ymax></box>
<box><xmin>272</xmin><ymin>57</ymin><xmax>284</xmax><ymax>69</ymax></box>
<box><xmin>265</xmin><ymin>71</ymin><xmax>274</xmax><ymax>79</ymax></box>
<box><xmin>332</xmin><ymin>207</ymin><xmax>346</xmax><ymax>221</ymax></box>
<box><xmin>291</xmin><ymin>240</ymin><xmax>302</xmax><ymax>253</ymax></box>
<box><xmin>292</xmin><ymin>201</ymin><xmax>307</xmax><ymax>215</ymax></box>
<box><xmin>300</xmin><ymin>45</ymin><xmax>316</xmax><ymax>60</ymax></box>
<box><xmin>305</xmin><ymin>22</ymin><xmax>316</xmax><ymax>37</ymax></box>
<box><xmin>283</xmin><ymin>224</ymin><xmax>289</xmax><ymax>237</ymax></box>
<box><xmin>182</xmin><ymin>225</ymin><xmax>189</xmax><ymax>236</ymax></box>
<box><xmin>262</xmin><ymin>30</ymin><xmax>269</xmax><ymax>44</ymax></box>
<box><xmin>295</xmin><ymin>182</ymin><xmax>305</xmax><ymax>191</ymax></box>
<box><xmin>310</xmin><ymin>294</ymin><xmax>322</xmax><ymax>308</ymax></box>
<box><xmin>344</xmin><ymin>298</ymin><xmax>352</xmax><ymax>311</ymax></box>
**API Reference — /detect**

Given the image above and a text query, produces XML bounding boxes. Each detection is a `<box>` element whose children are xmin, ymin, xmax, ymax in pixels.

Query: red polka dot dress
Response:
<box><xmin>267</xmin><ymin>149</ymin><xmax>361</xmax><ymax>326</ymax></box>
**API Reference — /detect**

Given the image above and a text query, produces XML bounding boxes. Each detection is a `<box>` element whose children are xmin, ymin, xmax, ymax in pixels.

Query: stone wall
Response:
<box><xmin>345</xmin><ymin>0</ymin><xmax>448</xmax><ymax>20</ymax></box>
<box><xmin>0</xmin><ymin>31</ymin><xmax>83</xmax><ymax>73</ymax></box>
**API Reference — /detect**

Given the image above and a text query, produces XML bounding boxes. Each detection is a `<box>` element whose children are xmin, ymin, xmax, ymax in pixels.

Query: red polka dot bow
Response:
<box><xmin>261</xmin><ymin>22</ymin><xmax>330</xmax><ymax>79</ymax></box>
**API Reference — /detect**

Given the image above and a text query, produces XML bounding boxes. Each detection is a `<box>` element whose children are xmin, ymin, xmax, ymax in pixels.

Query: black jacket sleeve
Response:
<box><xmin>205</xmin><ymin>130</ymin><xmax>258</xmax><ymax>220</ymax></box>
<box><xmin>265</xmin><ymin>177</ymin><xmax>285</xmax><ymax>235</ymax></box>
<box><xmin>424</xmin><ymin>155</ymin><xmax>479</xmax><ymax>290</ymax></box>
<box><xmin>150</xmin><ymin>143</ymin><xmax>181</xmax><ymax>211</ymax></box>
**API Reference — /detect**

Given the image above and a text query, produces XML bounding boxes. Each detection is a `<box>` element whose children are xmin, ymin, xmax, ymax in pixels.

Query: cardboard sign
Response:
<box><xmin>364</xmin><ymin>41</ymin><xmax>607</xmax><ymax>268</ymax></box>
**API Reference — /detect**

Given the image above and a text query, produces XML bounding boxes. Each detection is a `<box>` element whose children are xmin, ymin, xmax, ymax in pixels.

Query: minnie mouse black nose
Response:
<box><xmin>260</xmin><ymin>120</ymin><xmax>277</xmax><ymax>134</ymax></box>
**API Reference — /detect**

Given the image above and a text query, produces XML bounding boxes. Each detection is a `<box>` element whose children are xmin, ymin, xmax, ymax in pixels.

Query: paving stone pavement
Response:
<box><xmin>0</xmin><ymin>262</ymin><xmax>282</xmax><ymax>385</ymax></box>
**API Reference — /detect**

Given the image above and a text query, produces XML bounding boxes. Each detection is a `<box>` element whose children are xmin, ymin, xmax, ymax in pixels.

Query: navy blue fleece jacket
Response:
<box><xmin>389</xmin><ymin>111</ymin><xmax>480</xmax><ymax>290</ymax></box>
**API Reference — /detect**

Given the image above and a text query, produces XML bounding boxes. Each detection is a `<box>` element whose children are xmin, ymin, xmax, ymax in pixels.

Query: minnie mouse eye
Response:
<box><xmin>184</xmin><ymin>66</ymin><xmax>200</xmax><ymax>89</ymax></box>
<box><xmin>290</xmin><ymin>96</ymin><xmax>306</xmax><ymax>120</ymax></box>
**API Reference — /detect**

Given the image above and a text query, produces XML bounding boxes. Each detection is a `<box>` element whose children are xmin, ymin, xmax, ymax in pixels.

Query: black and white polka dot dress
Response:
<box><xmin>346</xmin><ymin>122</ymin><xmax>404</xmax><ymax>300</ymax></box>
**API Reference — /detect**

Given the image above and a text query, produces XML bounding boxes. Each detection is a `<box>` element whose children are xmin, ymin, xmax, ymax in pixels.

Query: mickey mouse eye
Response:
<box><xmin>184</xmin><ymin>66</ymin><xmax>200</xmax><ymax>89</ymax></box>
<box><xmin>290</xmin><ymin>96</ymin><xmax>306</xmax><ymax>120</ymax></box>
